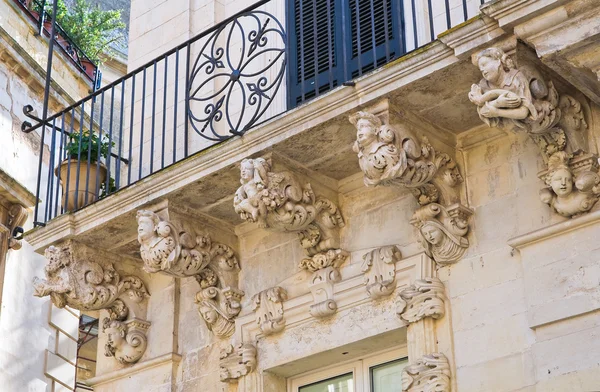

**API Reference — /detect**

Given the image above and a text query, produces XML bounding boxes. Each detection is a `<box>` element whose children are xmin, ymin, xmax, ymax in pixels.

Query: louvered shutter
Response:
<box><xmin>287</xmin><ymin>0</ymin><xmax>403</xmax><ymax>108</ymax></box>
<box><xmin>288</xmin><ymin>0</ymin><xmax>339</xmax><ymax>107</ymax></box>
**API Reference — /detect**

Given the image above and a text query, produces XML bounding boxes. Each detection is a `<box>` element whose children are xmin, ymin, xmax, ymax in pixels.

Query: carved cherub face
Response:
<box><xmin>106</xmin><ymin>326</ymin><xmax>125</xmax><ymax>349</ymax></box>
<box><xmin>356</xmin><ymin>118</ymin><xmax>378</xmax><ymax>148</ymax></box>
<box><xmin>478</xmin><ymin>56</ymin><xmax>502</xmax><ymax>84</ymax></box>
<box><xmin>137</xmin><ymin>216</ymin><xmax>156</xmax><ymax>244</ymax></box>
<box><xmin>550</xmin><ymin>168</ymin><xmax>573</xmax><ymax>197</ymax></box>
<box><xmin>421</xmin><ymin>223</ymin><xmax>444</xmax><ymax>246</ymax></box>
<box><xmin>200</xmin><ymin>305</ymin><xmax>218</xmax><ymax>324</ymax></box>
<box><xmin>240</xmin><ymin>160</ymin><xmax>255</xmax><ymax>183</ymax></box>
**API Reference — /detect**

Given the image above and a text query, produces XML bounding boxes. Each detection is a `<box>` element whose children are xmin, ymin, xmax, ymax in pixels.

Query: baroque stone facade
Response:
<box><xmin>19</xmin><ymin>1</ymin><xmax>600</xmax><ymax>392</ymax></box>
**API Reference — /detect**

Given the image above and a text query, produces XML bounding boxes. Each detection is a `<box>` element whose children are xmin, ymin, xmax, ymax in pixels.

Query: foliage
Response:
<box><xmin>33</xmin><ymin>0</ymin><xmax>125</xmax><ymax>64</ymax></box>
<box><xmin>99</xmin><ymin>176</ymin><xmax>117</xmax><ymax>198</ymax></box>
<box><xmin>64</xmin><ymin>131</ymin><xmax>114</xmax><ymax>163</ymax></box>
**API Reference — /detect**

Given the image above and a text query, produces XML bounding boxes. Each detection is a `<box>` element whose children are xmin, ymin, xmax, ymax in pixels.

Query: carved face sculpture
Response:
<box><xmin>478</xmin><ymin>55</ymin><xmax>501</xmax><ymax>84</ymax></box>
<box><xmin>240</xmin><ymin>160</ymin><xmax>255</xmax><ymax>183</ymax></box>
<box><xmin>200</xmin><ymin>304</ymin><xmax>218</xmax><ymax>325</ymax></box>
<box><xmin>420</xmin><ymin>223</ymin><xmax>444</xmax><ymax>246</ymax></box>
<box><xmin>356</xmin><ymin>118</ymin><xmax>378</xmax><ymax>148</ymax></box>
<box><xmin>550</xmin><ymin>168</ymin><xmax>573</xmax><ymax>197</ymax></box>
<box><xmin>106</xmin><ymin>326</ymin><xmax>125</xmax><ymax>350</ymax></box>
<box><xmin>137</xmin><ymin>216</ymin><xmax>156</xmax><ymax>244</ymax></box>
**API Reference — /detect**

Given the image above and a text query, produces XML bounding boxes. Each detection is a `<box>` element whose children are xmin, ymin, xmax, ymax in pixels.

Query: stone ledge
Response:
<box><xmin>84</xmin><ymin>352</ymin><xmax>182</xmax><ymax>387</ymax></box>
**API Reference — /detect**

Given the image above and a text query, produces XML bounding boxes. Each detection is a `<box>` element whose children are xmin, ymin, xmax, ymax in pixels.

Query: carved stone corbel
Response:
<box><xmin>396</xmin><ymin>278</ymin><xmax>446</xmax><ymax>323</ymax></box>
<box><xmin>103</xmin><ymin>318</ymin><xmax>150</xmax><ymax>364</ymax></box>
<box><xmin>409</xmin><ymin>204</ymin><xmax>473</xmax><ymax>265</ymax></box>
<box><xmin>33</xmin><ymin>241</ymin><xmax>150</xmax><ymax>364</ymax></box>
<box><xmin>402</xmin><ymin>353</ymin><xmax>451</xmax><ymax>392</ymax></box>
<box><xmin>469</xmin><ymin>46</ymin><xmax>600</xmax><ymax>218</ymax></box>
<box><xmin>349</xmin><ymin>109</ymin><xmax>463</xmax><ymax>206</ymax></box>
<box><xmin>251</xmin><ymin>286</ymin><xmax>287</xmax><ymax>336</ymax></box>
<box><xmin>6</xmin><ymin>204</ymin><xmax>27</xmax><ymax>250</ymax></box>
<box><xmin>219</xmin><ymin>343</ymin><xmax>257</xmax><ymax>383</ymax></box>
<box><xmin>136</xmin><ymin>210</ymin><xmax>243</xmax><ymax>338</ymax></box>
<box><xmin>233</xmin><ymin>157</ymin><xmax>346</xmax><ymax>264</ymax></box>
<box><xmin>349</xmin><ymin>104</ymin><xmax>472</xmax><ymax>265</ymax></box>
<box><xmin>361</xmin><ymin>245</ymin><xmax>401</xmax><ymax>298</ymax></box>
<box><xmin>469</xmin><ymin>46</ymin><xmax>589</xmax><ymax>162</ymax></box>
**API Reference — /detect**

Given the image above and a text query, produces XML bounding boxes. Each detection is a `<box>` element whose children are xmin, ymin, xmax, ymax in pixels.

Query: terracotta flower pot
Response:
<box><xmin>55</xmin><ymin>159</ymin><xmax>107</xmax><ymax>212</ymax></box>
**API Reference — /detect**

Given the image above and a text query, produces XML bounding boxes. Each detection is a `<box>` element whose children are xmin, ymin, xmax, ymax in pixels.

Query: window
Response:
<box><xmin>287</xmin><ymin>0</ymin><xmax>405</xmax><ymax>108</ymax></box>
<box><xmin>289</xmin><ymin>347</ymin><xmax>408</xmax><ymax>392</ymax></box>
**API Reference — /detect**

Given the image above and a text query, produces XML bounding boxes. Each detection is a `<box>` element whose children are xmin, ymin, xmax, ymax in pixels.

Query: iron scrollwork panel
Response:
<box><xmin>188</xmin><ymin>10</ymin><xmax>287</xmax><ymax>141</ymax></box>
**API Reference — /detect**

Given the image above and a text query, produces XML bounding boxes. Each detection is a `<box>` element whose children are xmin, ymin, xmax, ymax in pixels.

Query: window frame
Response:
<box><xmin>288</xmin><ymin>346</ymin><xmax>408</xmax><ymax>392</ymax></box>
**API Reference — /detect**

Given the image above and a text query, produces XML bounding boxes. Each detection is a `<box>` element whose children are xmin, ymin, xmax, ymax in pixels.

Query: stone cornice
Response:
<box><xmin>508</xmin><ymin>209</ymin><xmax>600</xmax><ymax>249</ymax></box>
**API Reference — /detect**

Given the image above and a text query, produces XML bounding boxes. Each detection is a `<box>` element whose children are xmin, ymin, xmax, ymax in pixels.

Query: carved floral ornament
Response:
<box><xmin>349</xmin><ymin>109</ymin><xmax>473</xmax><ymax>266</ymax></box>
<box><xmin>251</xmin><ymin>286</ymin><xmax>287</xmax><ymax>336</ymax></box>
<box><xmin>33</xmin><ymin>241</ymin><xmax>150</xmax><ymax>364</ymax></box>
<box><xmin>361</xmin><ymin>245</ymin><xmax>402</xmax><ymax>298</ymax></box>
<box><xmin>469</xmin><ymin>46</ymin><xmax>600</xmax><ymax>218</ymax></box>
<box><xmin>219</xmin><ymin>343</ymin><xmax>257</xmax><ymax>383</ymax></box>
<box><xmin>136</xmin><ymin>210</ymin><xmax>243</xmax><ymax>338</ymax></box>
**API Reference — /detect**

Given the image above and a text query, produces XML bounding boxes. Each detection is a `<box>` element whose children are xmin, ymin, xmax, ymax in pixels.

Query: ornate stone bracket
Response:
<box><xmin>103</xmin><ymin>318</ymin><xmax>150</xmax><ymax>364</ymax></box>
<box><xmin>469</xmin><ymin>46</ymin><xmax>599</xmax><ymax>218</ymax></box>
<box><xmin>396</xmin><ymin>278</ymin><xmax>446</xmax><ymax>324</ymax></box>
<box><xmin>410</xmin><ymin>204</ymin><xmax>473</xmax><ymax>265</ymax></box>
<box><xmin>33</xmin><ymin>241</ymin><xmax>150</xmax><ymax>365</ymax></box>
<box><xmin>361</xmin><ymin>245</ymin><xmax>402</xmax><ymax>298</ymax></box>
<box><xmin>299</xmin><ymin>249</ymin><xmax>348</xmax><ymax>318</ymax></box>
<box><xmin>233</xmin><ymin>157</ymin><xmax>346</xmax><ymax>264</ymax></box>
<box><xmin>350</xmin><ymin>103</ymin><xmax>472</xmax><ymax>265</ymax></box>
<box><xmin>219</xmin><ymin>343</ymin><xmax>257</xmax><ymax>383</ymax></box>
<box><xmin>469</xmin><ymin>47</ymin><xmax>589</xmax><ymax>162</ymax></box>
<box><xmin>6</xmin><ymin>204</ymin><xmax>27</xmax><ymax>250</ymax></box>
<box><xmin>349</xmin><ymin>109</ymin><xmax>463</xmax><ymax>206</ymax></box>
<box><xmin>402</xmin><ymin>353</ymin><xmax>451</xmax><ymax>392</ymax></box>
<box><xmin>137</xmin><ymin>210</ymin><xmax>243</xmax><ymax>338</ymax></box>
<box><xmin>251</xmin><ymin>286</ymin><xmax>287</xmax><ymax>336</ymax></box>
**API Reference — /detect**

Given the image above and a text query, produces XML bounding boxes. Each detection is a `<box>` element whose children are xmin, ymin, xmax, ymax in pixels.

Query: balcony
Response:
<box><xmin>22</xmin><ymin>0</ymin><xmax>488</xmax><ymax>233</ymax></box>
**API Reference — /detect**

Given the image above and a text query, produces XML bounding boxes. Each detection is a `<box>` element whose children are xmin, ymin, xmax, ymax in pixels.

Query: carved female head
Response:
<box><xmin>199</xmin><ymin>302</ymin><xmax>219</xmax><ymax>324</ymax></box>
<box><xmin>239</xmin><ymin>158</ymin><xmax>270</xmax><ymax>190</ymax></box>
<box><xmin>411</xmin><ymin>204</ymin><xmax>470</xmax><ymax>265</ymax></box>
<box><xmin>420</xmin><ymin>222</ymin><xmax>444</xmax><ymax>246</ymax></box>
<box><xmin>473</xmin><ymin>48</ymin><xmax>514</xmax><ymax>84</ymax></box>
<box><xmin>104</xmin><ymin>319</ymin><xmax>127</xmax><ymax>352</ymax></box>
<box><xmin>240</xmin><ymin>159</ymin><xmax>255</xmax><ymax>183</ymax></box>
<box><xmin>545</xmin><ymin>152</ymin><xmax>574</xmax><ymax>197</ymax></box>
<box><xmin>349</xmin><ymin>111</ymin><xmax>382</xmax><ymax>151</ymax></box>
<box><xmin>136</xmin><ymin>210</ymin><xmax>160</xmax><ymax>244</ymax></box>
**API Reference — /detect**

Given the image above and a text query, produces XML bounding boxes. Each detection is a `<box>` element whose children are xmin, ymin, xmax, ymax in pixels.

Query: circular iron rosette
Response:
<box><xmin>187</xmin><ymin>11</ymin><xmax>287</xmax><ymax>141</ymax></box>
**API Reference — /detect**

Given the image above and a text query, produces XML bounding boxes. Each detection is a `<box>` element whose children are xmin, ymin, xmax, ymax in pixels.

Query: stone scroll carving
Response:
<box><xmin>33</xmin><ymin>241</ymin><xmax>150</xmax><ymax>365</ymax></box>
<box><xmin>396</xmin><ymin>278</ymin><xmax>446</xmax><ymax>324</ymax></box>
<box><xmin>103</xmin><ymin>318</ymin><xmax>150</xmax><ymax>364</ymax></box>
<box><xmin>410</xmin><ymin>204</ymin><xmax>472</xmax><ymax>265</ymax></box>
<box><xmin>349</xmin><ymin>111</ymin><xmax>463</xmax><ymax>206</ymax></box>
<box><xmin>219</xmin><ymin>343</ymin><xmax>257</xmax><ymax>383</ymax></box>
<box><xmin>251</xmin><ymin>286</ymin><xmax>287</xmax><ymax>336</ymax></box>
<box><xmin>300</xmin><ymin>249</ymin><xmax>348</xmax><ymax>318</ymax></box>
<box><xmin>402</xmin><ymin>353</ymin><xmax>451</xmax><ymax>392</ymax></box>
<box><xmin>361</xmin><ymin>246</ymin><xmax>402</xmax><ymax>298</ymax></box>
<box><xmin>137</xmin><ymin>210</ymin><xmax>243</xmax><ymax>338</ymax></box>
<box><xmin>469</xmin><ymin>47</ymin><xmax>588</xmax><ymax>161</ymax></box>
<box><xmin>539</xmin><ymin>151</ymin><xmax>600</xmax><ymax>218</ymax></box>
<box><xmin>6</xmin><ymin>204</ymin><xmax>27</xmax><ymax>250</ymax></box>
<box><xmin>234</xmin><ymin>158</ymin><xmax>345</xmax><ymax>263</ymax></box>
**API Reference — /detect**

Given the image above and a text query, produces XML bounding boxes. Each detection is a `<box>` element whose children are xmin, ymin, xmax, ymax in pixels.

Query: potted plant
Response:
<box><xmin>56</xmin><ymin>131</ymin><xmax>113</xmax><ymax>211</ymax></box>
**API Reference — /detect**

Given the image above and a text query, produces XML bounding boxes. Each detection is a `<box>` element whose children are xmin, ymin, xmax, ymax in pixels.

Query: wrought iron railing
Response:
<box><xmin>23</xmin><ymin>0</ymin><xmax>486</xmax><ymax>226</ymax></box>
<box><xmin>13</xmin><ymin>0</ymin><xmax>99</xmax><ymax>83</ymax></box>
